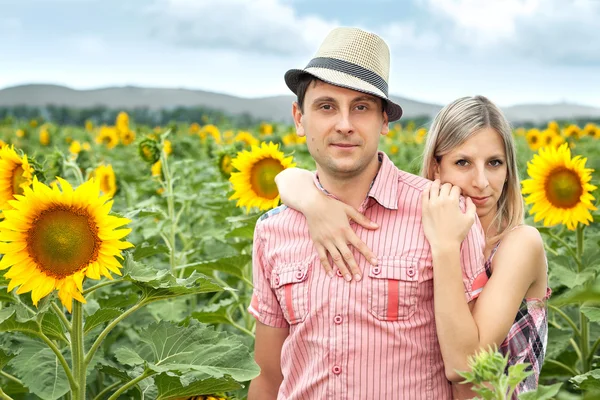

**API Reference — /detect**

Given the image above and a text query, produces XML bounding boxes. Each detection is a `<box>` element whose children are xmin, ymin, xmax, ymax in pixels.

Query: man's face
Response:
<box><xmin>293</xmin><ymin>81</ymin><xmax>389</xmax><ymax>180</ymax></box>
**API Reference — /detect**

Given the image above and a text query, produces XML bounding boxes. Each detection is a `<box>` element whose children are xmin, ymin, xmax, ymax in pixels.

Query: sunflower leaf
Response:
<box><xmin>517</xmin><ymin>382</ymin><xmax>563</xmax><ymax>400</ymax></box>
<box><xmin>581</xmin><ymin>305</ymin><xmax>600</xmax><ymax>322</ymax></box>
<box><xmin>115</xmin><ymin>319</ymin><xmax>259</xmax><ymax>381</ymax></box>
<box><xmin>191</xmin><ymin>298</ymin><xmax>237</xmax><ymax>326</ymax></box>
<box><xmin>0</xmin><ymin>307</ymin><xmax>40</xmax><ymax>335</ymax></box>
<box><xmin>570</xmin><ymin>369</ymin><xmax>600</xmax><ymax>390</ymax></box>
<box><xmin>0</xmin><ymin>344</ymin><xmax>18</xmax><ymax>370</ymax></box>
<box><xmin>133</xmin><ymin>242</ymin><xmax>171</xmax><ymax>261</ymax></box>
<box><xmin>154</xmin><ymin>373</ymin><xmax>242</xmax><ymax>400</ymax></box>
<box><xmin>84</xmin><ymin>307</ymin><xmax>123</xmax><ymax>334</ymax></box>
<box><xmin>41</xmin><ymin>312</ymin><xmax>68</xmax><ymax>342</ymax></box>
<box><xmin>138</xmin><ymin>271</ymin><xmax>226</xmax><ymax>301</ymax></box>
<box><xmin>178</xmin><ymin>255</ymin><xmax>251</xmax><ymax>282</ymax></box>
<box><xmin>8</xmin><ymin>337</ymin><xmax>70</xmax><ymax>399</ymax></box>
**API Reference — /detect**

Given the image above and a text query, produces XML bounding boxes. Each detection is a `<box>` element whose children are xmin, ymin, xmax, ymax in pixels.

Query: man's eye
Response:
<box><xmin>356</xmin><ymin>105</ymin><xmax>368</xmax><ymax>111</ymax></box>
<box><xmin>321</xmin><ymin>104</ymin><xmax>332</xmax><ymax>110</ymax></box>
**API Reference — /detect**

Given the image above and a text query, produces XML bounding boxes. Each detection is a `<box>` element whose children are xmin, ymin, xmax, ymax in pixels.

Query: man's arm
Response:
<box><xmin>248</xmin><ymin>321</ymin><xmax>289</xmax><ymax>400</ymax></box>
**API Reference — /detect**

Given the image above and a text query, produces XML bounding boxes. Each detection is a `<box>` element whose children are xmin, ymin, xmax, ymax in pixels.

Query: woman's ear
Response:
<box><xmin>432</xmin><ymin>158</ymin><xmax>441</xmax><ymax>180</ymax></box>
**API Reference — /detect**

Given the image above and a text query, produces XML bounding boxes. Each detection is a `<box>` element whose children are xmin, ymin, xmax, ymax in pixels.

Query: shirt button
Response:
<box><xmin>336</xmin><ymin>269</ymin><xmax>343</xmax><ymax>277</ymax></box>
<box><xmin>407</xmin><ymin>268</ymin><xmax>416</xmax><ymax>277</ymax></box>
<box><xmin>274</xmin><ymin>276</ymin><xmax>280</xmax><ymax>286</ymax></box>
<box><xmin>295</xmin><ymin>270</ymin><xmax>304</xmax><ymax>280</ymax></box>
<box><xmin>334</xmin><ymin>315</ymin><xmax>343</xmax><ymax>324</ymax></box>
<box><xmin>372</xmin><ymin>266</ymin><xmax>381</xmax><ymax>275</ymax></box>
<box><xmin>332</xmin><ymin>365</ymin><xmax>342</xmax><ymax>375</ymax></box>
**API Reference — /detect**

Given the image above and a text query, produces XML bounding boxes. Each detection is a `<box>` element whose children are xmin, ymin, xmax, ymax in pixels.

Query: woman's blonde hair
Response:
<box><xmin>421</xmin><ymin>95</ymin><xmax>524</xmax><ymax>244</ymax></box>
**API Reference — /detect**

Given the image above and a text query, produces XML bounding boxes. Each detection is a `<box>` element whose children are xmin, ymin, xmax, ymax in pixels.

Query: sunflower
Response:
<box><xmin>96</xmin><ymin>126</ymin><xmax>119</xmax><ymax>149</ymax></box>
<box><xmin>522</xmin><ymin>143</ymin><xmax>597</xmax><ymax>230</ymax></box>
<box><xmin>539</xmin><ymin>129</ymin><xmax>555</xmax><ymax>148</ymax></box>
<box><xmin>0</xmin><ymin>177</ymin><xmax>133</xmax><ymax>312</ymax></box>
<box><xmin>0</xmin><ymin>146</ymin><xmax>34</xmax><ymax>211</ymax></box>
<box><xmin>93</xmin><ymin>164</ymin><xmax>117</xmax><ymax>198</ymax></box>
<box><xmin>218</xmin><ymin>153</ymin><xmax>234</xmax><ymax>179</ymax></box>
<box><xmin>229</xmin><ymin>142</ymin><xmax>295</xmax><ymax>212</ymax></box>
<box><xmin>563</xmin><ymin>124</ymin><xmax>582</xmax><ymax>140</ymax></box>
<box><xmin>583</xmin><ymin>123</ymin><xmax>600</xmax><ymax>139</ymax></box>
<box><xmin>16</xmin><ymin>129</ymin><xmax>25</xmax><ymax>138</ymax></box>
<box><xmin>525</xmin><ymin>129</ymin><xmax>542</xmax><ymax>151</ymax></box>
<box><xmin>151</xmin><ymin>160</ymin><xmax>162</xmax><ymax>178</ymax></box>
<box><xmin>39</xmin><ymin>127</ymin><xmax>50</xmax><ymax>146</ymax></box>
<box><xmin>120</xmin><ymin>129</ymin><xmax>136</xmax><ymax>146</ymax></box>
<box><xmin>85</xmin><ymin>120</ymin><xmax>94</xmax><ymax>132</ymax></box>
<box><xmin>189</xmin><ymin>122</ymin><xmax>201</xmax><ymax>135</ymax></box>
<box><xmin>547</xmin><ymin>121</ymin><xmax>560</xmax><ymax>133</ymax></box>
<box><xmin>199</xmin><ymin>125</ymin><xmax>222</xmax><ymax>144</ymax></box>
<box><xmin>259</xmin><ymin>123</ymin><xmax>274</xmax><ymax>136</ymax></box>
<box><xmin>69</xmin><ymin>140</ymin><xmax>82</xmax><ymax>155</ymax></box>
<box><xmin>164</xmin><ymin>139</ymin><xmax>172</xmax><ymax>155</ymax></box>
<box><xmin>234</xmin><ymin>131</ymin><xmax>259</xmax><ymax>147</ymax></box>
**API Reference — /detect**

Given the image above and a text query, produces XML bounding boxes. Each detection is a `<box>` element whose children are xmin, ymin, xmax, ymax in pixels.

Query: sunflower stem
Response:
<box><xmin>71</xmin><ymin>301</ymin><xmax>86</xmax><ymax>400</ymax></box>
<box><xmin>548</xmin><ymin>304</ymin><xmax>581</xmax><ymax>338</ymax></box>
<box><xmin>92</xmin><ymin>381</ymin><xmax>121</xmax><ymax>400</ymax></box>
<box><xmin>82</xmin><ymin>279</ymin><xmax>123</xmax><ymax>296</ymax></box>
<box><xmin>0</xmin><ymin>370</ymin><xmax>22</xmax><ymax>386</ymax></box>
<box><xmin>106</xmin><ymin>369</ymin><xmax>155</xmax><ymax>400</ymax></box>
<box><xmin>84</xmin><ymin>300</ymin><xmax>147</xmax><ymax>367</ymax></box>
<box><xmin>51</xmin><ymin>302</ymin><xmax>72</xmax><ymax>332</ymax></box>
<box><xmin>0</xmin><ymin>387</ymin><xmax>14</xmax><ymax>400</ymax></box>
<box><xmin>576</xmin><ymin>224</ymin><xmax>590</xmax><ymax>372</ymax></box>
<box><xmin>38</xmin><ymin>331</ymin><xmax>78</xmax><ymax>392</ymax></box>
<box><xmin>159</xmin><ymin>141</ymin><xmax>178</xmax><ymax>276</ymax></box>
<box><xmin>545</xmin><ymin>230</ymin><xmax>582</xmax><ymax>270</ymax></box>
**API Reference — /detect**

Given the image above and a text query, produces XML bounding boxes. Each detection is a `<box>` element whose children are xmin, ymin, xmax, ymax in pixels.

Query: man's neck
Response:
<box><xmin>317</xmin><ymin>157</ymin><xmax>381</xmax><ymax>210</ymax></box>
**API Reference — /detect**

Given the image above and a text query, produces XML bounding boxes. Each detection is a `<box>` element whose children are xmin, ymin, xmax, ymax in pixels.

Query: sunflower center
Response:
<box><xmin>103</xmin><ymin>136</ymin><xmax>112</xmax><ymax>145</ymax></box>
<box><xmin>11</xmin><ymin>165</ymin><xmax>27</xmax><ymax>196</ymax></box>
<box><xmin>250</xmin><ymin>158</ymin><xmax>284</xmax><ymax>199</ymax></box>
<box><xmin>544</xmin><ymin>167</ymin><xmax>584</xmax><ymax>209</ymax></box>
<box><xmin>530</xmin><ymin>136</ymin><xmax>538</xmax><ymax>144</ymax></box>
<box><xmin>27</xmin><ymin>207</ymin><xmax>100</xmax><ymax>278</ymax></box>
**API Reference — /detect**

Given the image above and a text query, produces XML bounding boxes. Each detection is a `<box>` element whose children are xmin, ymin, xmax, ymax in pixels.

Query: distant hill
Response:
<box><xmin>1</xmin><ymin>84</ymin><xmax>599</xmax><ymax>124</ymax></box>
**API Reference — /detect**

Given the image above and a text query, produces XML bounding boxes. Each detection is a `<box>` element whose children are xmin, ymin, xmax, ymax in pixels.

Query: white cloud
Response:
<box><xmin>421</xmin><ymin>0</ymin><xmax>600</xmax><ymax>64</ymax></box>
<box><xmin>146</xmin><ymin>0</ymin><xmax>337</xmax><ymax>55</ymax></box>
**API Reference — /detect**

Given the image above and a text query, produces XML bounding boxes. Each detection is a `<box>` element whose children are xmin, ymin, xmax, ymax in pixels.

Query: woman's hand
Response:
<box><xmin>421</xmin><ymin>180</ymin><xmax>477</xmax><ymax>251</ymax></box>
<box><xmin>305</xmin><ymin>195</ymin><xmax>379</xmax><ymax>282</ymax></box>
<box><xmin>275</xmin><ymin>168</ymin><xmax>378</xmax><ymax>281</ymax></box>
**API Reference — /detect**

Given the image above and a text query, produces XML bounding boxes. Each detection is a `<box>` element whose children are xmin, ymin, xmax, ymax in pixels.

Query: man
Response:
<box><xmin>247</xmin><ymin>27</ymin><xmax>486</xmax><ymax>399</ymax></box>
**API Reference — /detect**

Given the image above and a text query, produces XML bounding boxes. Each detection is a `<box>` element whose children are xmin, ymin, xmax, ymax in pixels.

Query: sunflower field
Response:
<box><xmin>0</xmin><ymin>113</ymin><xmax>599</xmax><ymax>399</ymax></box>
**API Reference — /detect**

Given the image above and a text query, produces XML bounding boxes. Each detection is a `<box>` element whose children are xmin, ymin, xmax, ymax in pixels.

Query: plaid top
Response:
<box><xmin>485</xmin><ymin>241</ymin><xmax>551</xmax><ymax>398</ymax></box>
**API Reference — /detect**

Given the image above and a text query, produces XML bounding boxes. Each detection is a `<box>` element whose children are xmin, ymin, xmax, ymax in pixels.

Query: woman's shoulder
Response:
<box><xmin>494</xmin><ymin>225</ymin><xmax>546</xmax><ymax>273</ymax></box>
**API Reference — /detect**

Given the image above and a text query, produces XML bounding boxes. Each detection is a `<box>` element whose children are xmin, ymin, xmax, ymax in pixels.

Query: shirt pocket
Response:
<box><xmin>368</xmin><ymin>256</ymin><xmax>420</xmax><ymax>321</ymax></box>
<box><xmin>270</xmin><ymin>261</ymin><xmax>311</xmax><ymax>324</ymax></box>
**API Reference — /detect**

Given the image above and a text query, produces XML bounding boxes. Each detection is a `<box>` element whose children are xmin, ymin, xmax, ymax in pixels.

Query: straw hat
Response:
<box><xmin>285</xmin><ymin>27</ymin><xmax>403</xmax><ymax>121</ymax></box>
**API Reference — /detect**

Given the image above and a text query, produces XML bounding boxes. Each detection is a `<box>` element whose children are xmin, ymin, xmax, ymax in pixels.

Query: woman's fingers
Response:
<box><xmin>346</xmin><ymin>206</ymin><xmax>378</xmax><ymax>230</ymax></box>
<box><xmin>316</xmin><ymin>244</ymin><xmax>334</xmax><ymax>278</ymax></box>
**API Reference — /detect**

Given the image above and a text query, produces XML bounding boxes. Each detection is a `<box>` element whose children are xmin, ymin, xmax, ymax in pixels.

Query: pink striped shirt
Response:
<box><xmin>249</xmin><ymin>152</ymin><xmax>486</xmax><ymax>399</ymax></box>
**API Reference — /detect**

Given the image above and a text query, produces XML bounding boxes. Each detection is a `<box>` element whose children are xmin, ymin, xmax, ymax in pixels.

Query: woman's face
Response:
<box><xmin>434</xmin><ymin>127</ymin><xmax>508</xmax><ymax>225</ymax></box>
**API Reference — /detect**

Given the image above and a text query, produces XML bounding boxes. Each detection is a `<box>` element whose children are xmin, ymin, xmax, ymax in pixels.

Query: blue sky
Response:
<box><xmin>1</xmin><ymin>0</ymin><xmax>599</xmax><ymax>108</ymax></box>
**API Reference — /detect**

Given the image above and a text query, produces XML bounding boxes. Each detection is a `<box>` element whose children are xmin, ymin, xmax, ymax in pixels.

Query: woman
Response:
<box><xmin>274</xmin><ymin>95</ymin><xmax>549</xmax><ymax>398</ymax></box>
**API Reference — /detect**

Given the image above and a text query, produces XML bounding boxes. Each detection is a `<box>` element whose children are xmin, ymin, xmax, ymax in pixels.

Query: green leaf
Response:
<box><xmin>114</xmin><ymin>347</ymin><xmax>146</xmax><ymax>366</ymax></box>
<box><xmin>114</xmin><ymin>319</ymin><xmax>259</xmax><ymax>381</ymax></box>
<box><xmin>147</xmin><ymin>298</ymin><xmax>189</xmax><ymax>322</ymax></box>
<box><xmin>97</xmin><ymin>362</ymin><xmax>136</xmax><ymax>382</ymax></box>
<box><xmin>545</xmin><ymin>327</ymin><xmax>573</xmax><ymax>360</ymax></box>
<box><xmin>581</xmin><ymin>305</ymin><xmax>600</xmax><ymax>322</ymax></box>
<box><xmin>518</xmin><ymin>382</ymin><xmax>563</xmax><ymax>400</ymax></box>
<box><xmin>97</xmin><ymin>292</ymin><xmax>140</xmax><ymax>309</ymax></box>
<box><xmin>133</xmin><ymin>242</ymin><xmax>170</xmax><ymax>261</ymax></box>
<box><xmin>0</xmin><ymin>307</ymin><xmax>40</xmax><ymax>336</ymax></box>
<box><xmin>84</xmin><ymin>308</ymin><xmax>123</xmax><ymax>334</ymax></box>
<box><xmin>551</xmin><ymin>281</ymin><xmax>600</xmax><ymax>306</ymax></box>
<box><xmin>570</xmin><ymin>369</ymin><xmax>600</xmax><ymax>390</ymax></box>
<box><xmin>224</xmin><ymin>224</ymin><xmax>255</xmax><ymax>240</ymax></box>
<box><xmin>8</xmin><ymin>338</ymin><xmax>70</xmax><ymax>399</ymax></box>
<box><xmin>41</xmin><ymin>312</ymin><xmax>67</xmax><ymax>342</ymax></box>
<box><xmin>180</xmin><ymin>254</ymin><xmax>251</xmax><ymax>281</ymax></box>
<box><xmin>191</xmin><ymin>298</ymin><xmax>236</xmax><ymax>326</ymax></box>
<box><xmin>0</xmin><ymin>345</ymin><xmax>18</xmax><ymax>370</ymax></box>
<box><xmin>124</xmin><ymin>255</ymin><xmax>171</xmax><ymax>283</ymax></box>
<box><xmin>155</xmin><ymin>373</ymin><xmax>242</xmax><ymax>400</ymax></box>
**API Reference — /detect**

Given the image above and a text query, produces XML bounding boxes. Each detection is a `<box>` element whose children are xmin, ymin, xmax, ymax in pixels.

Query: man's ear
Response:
<box><xmin>381</xmin><ymin>110</ymin><xmax>389</xmax><ymax>136</ymax></box>
<box><xmin>292</xmin><ymin>102</ymin><xmax>305</xmax><ymax>137</ymax></box>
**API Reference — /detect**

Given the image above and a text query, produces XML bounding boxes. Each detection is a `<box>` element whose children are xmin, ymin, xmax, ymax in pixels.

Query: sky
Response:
<box><xmin>0</xmin><ymin>0</ymin><xmax>599</xmax><ymax>108</ymax></box>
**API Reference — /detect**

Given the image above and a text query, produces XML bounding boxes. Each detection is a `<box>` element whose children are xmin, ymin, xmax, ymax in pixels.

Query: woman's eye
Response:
<box><xmin>455</xmin><ymin>160</ymin><xmax>469</xmax><ymax>167</ymax></box>
<box><xmin>490</xmin><ymin>160</ymin><xmax>504</xmax><ymax>167</ymax></box>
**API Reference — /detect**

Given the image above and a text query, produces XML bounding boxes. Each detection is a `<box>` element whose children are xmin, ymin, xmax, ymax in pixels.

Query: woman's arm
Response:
<box><xmin>422</xmin><ymin>180</ymin><xmax>546</xmax><ymax>381</ymax></box>
<box><xmin>275</xmin><ymin>168</ymin><xmax>378</xmax><ymax>281</ymax></box>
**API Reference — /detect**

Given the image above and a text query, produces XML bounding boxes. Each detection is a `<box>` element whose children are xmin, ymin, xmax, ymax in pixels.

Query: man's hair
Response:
<box><xmin>295</xmin><ymin>73</ymin><xmax>386</xmax><ymax>114</ymax></box>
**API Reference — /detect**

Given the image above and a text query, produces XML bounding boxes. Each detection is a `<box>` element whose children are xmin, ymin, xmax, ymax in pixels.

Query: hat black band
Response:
<box><xmin>305</xmin><ymin>57</ymin><xmax>389</xmax><ymax>96</ymax></box>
